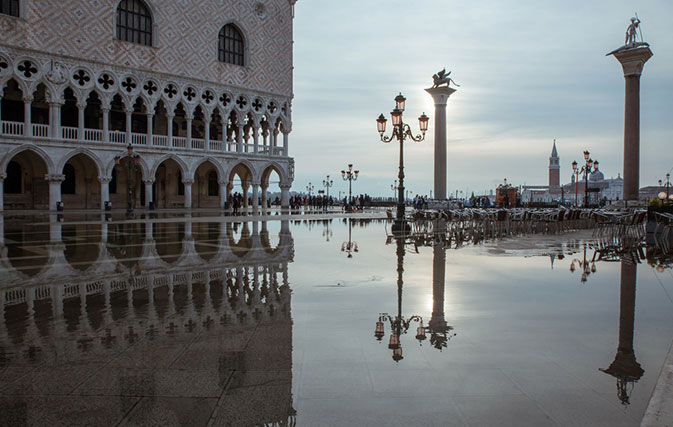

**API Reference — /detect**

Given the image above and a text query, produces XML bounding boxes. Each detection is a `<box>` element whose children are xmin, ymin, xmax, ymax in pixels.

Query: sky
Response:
<box><xmin>289</xmin><ymin>0</ymin><xmax>673</xmax><ymax>198</ymax></box>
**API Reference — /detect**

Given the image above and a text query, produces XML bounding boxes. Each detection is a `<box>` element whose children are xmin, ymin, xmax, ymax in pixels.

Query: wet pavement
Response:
<box><xmin>0</xmin><ymin>213</ymin><xmax>672</xmax><ymax>426</ymax></box>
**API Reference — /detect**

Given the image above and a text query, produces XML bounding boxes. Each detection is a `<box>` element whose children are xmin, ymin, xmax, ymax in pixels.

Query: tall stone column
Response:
<box><xmin>218</xmin><ymin>180</ymin><xmax>228</xmax><ymax>209</ymax></box>
<box><xmin>144</xmin><ymin>179</ymin><xmax>154</xmax><ymax>208</ymax></box>
<box><xmin>0</xmin><ymin>173</ymin><xmax>5</xmax><ymax>211</ymax></box>
<box><xmin>183</xmin><ymin>179</ymin><xmax>193</xmax><ymax>208</ymax></box>
<box><xmin>99</xmin><ymin>176</ymin><xmax>111</xmax><ymax>210</ymax></box>
<box><xmin>280</xmin><ymin>184</ymin><xmax>291</xmax><ymax>211</ymax></box>
<box><xmin>101</xmin><ymin>107</ymin><xmax>110</xmax><ymax>142</ymax></box>
<box><xmin>77</xmin><ymin>101</ymin><xmax>86</xmax><ymax>140</ymax></box>
<box><xmin>125</xmin><ymin>108</ymin><xmax>133</xmax><ymax>144</ymax></box>
<box><xmin>251</xmin><ymin>184</ymin><xmax>260</xmax><ymax>211</ymax></box>
<box><xmin>609</xmin><ymin>46</ymin><xmax>653</xmax><ymax>202</ymax></box>
<box><xmin>45</xmin><ymin>174</ymin><xmax>65</xmax><ymax>211</ymax></box>
<box><xmin>23</xmin><ymin>97</ymin><xmax>33</xmax><ymax>137</ymax></box>
<box><xmin>425</xmin><ymin>86</ymin><xmax>456</xmax><ymax>200</ymax></box>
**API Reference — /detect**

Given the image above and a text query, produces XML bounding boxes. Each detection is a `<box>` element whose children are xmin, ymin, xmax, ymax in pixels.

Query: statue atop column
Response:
<box><xmin>431</xmin><ymin>68</ymin><xmax>460</xmax><ymax>88</ymax></box>
<box><xmin>609</xmin><ymin>15</ymin><xmax>649</xmax><ymax>54</ymax></box>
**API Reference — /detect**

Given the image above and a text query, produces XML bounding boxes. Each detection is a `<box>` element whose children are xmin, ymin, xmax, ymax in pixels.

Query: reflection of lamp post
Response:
<box><xmin>341</xmin><ymin>164</ymin><xmax>359</xmax><ymax>204</ymax></box>
<box><xmin>600</xmin><ymin>259</ymin><xmax>644</xmax><ymax>406</ymax></box>
<box><xmin>322</xmin><ymin>219</ymin><xmax>333</xmax><ymax>242</ymax></box>
<box><xmin>571</xmin><ymin>151</ymin><xmax>598</xmax><ymax>208</ymax></box>
<box><xmin>377</xmin><ymin>93</ymin><xmax>429</xmax><ymax>234</ymax></box>
<box><xmin>341</xmin><ymin>218</ymin><xmax>358</xmax><ymax>258</ymax></box>
<box><xmin>114</xmin><ymin>143</ymin><xmax>140</xmax><ymax>214</ymax></box>
<box><xmin>569</xmin><ymin>243</ymin><xmax>597</xmax><ymax>283</ymax></box>
<box><xmin>391</xmin><ymin>180</ymin><xmax>398</xmax><ymax>199</ymax></box>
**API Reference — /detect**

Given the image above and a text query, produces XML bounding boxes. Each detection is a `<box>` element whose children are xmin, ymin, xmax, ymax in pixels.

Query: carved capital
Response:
<box><xmin>182</xmin><ymin>179</ymin><xmax>195</xmax><ymax>185</ymax></box>
<box><xmin>143</xmin><ymin>179</ymin><xmax>155</xmax><ymax>185</ymax></box>
<box><xmin>0</xmin><ymin>173</ymin><xmax>7</xmax><ymax>181</ymax></box>
<box><xmin>611</xmin><ymin>46</ymin><xmax>654</xmax><ymax>77</ymax></box>
<box><xmin>98</xmin><ymin>176</ymin><xmax>113</xmax><ymax>184</ymax></box>
<box><xmin>280</xmin><ymin>184</ymin><xmax>292</xmax><ymax>190</ymax></box>
<box><xmin>45</xmin><ymin>174</ymin><xmax>65</xmax><ymax>183</ymax></box>
<box><xmin>218</xmin><ymin>180</ymin><xmax>229</xmax><ymax>186</ymax></box>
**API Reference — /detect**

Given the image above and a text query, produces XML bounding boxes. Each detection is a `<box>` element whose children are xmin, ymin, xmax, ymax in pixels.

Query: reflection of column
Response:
<box><xmin>49</xmin><ymin>214</ymin><xmax>62</xmax><ymax>241</ymax></box>
<box><xmin>609</xmin><ymin>46</ymin><xmax>653</xmax><ymax>202</ymax></box>
<box><xmin>600</xmin><ymin>259</ymin><xmax>644</xmax><ymax>405</ymax></box>
<box><xmin>430</xmin><ymin>243</ymin><xmax>447</xmax><ymax>333</ymax></box>
<box><xmin>424</xmin><ymin>86</ymin><xmax>457</xmax><ymax>200</ymax></box>
<box><xmin>46</xmin><ymin>175</ymin><xmax>65</xmax><ymax>210</ymax></box>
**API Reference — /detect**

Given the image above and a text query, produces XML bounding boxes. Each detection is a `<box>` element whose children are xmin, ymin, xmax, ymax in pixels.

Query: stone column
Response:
<box><xmin>48</xmin><ymin>101</ymin><xmax>62</xmax><ymax>139</ymax></box>
<box><xmin>144</xmin><ymin>179</ymin><xmax>154</xmax><ymax>208</ymax></box>
<box><xmin>102</xmin><ymin>107</ymin><xmax>110</xmax><ymax>143</ymax></box>
<box><xmin>242</xmin><ymin>184</ymin><xmax>249</xmax><ymax>208</ymax></box>
<box><xmin>204</xmin><ymin>118</ymin><xmax>211</xmax><ymax>151</ymax></box>
<box><xmin>219</xmin><ymin>180</ymin><xmax>228</xmax><ymax>209</ymax></box>
<box><xmin>280</xmin><ymin>184</ymin><xmax>291</xmax><ymax>211</ymax></box>
<box><xmin>45</xmin><ymin>174</ymin><xmax>65</xmax><ymax>211</ymax></box>
<box><xmin>253</xmin><ymin>125</ymin><xmax>259</xmax><ymax>154</ymax></box>
<box><xmin>146</xmin><ymin>112</ymin><xmax>154</xmax><ymax>146</ymax></box>
<box><xmin>183</xmin><ymin>178</ymin><xmax>193</xmax><ymax>208</ymax></box>
<box><xmin>77</xmin><ymin>101</ymin><xmax>86</xmax><ymax>140</ymax></box>
<box><xmin>167</xmin><ymin>113</ymin><xmax>174</xmax><ymax>147</ymax></box>
<box><xmin>282</xmin><ymin>131</ymin><xmax>290</xmax><ymax>156</ymax></box>
<box><xmin>0</xmin><ymin>173</ymin><xmax>5</xmax><ymax>211</ymax></box>
<box><xmin>425</xmin><ymin>86</ymin><xmax>457</xmax><ymax>201</ymax></box>
<box><xmin>99</xmin><ymin>176</ymin><xmax>111</xmax><ymax>210</ymax></box>
<box><xmin>609</xmin><ymin>46</ymin><xmax>653</xmax><ymax>202</ymax></box>
<box><xmin>251</xmin><ymin>184</ymin><xmax>259</xmax><ymax>211</ymax></box>
<box><xmin>186</xmin><ymin>115</ymin><xmax>193</xmax><ymax>148</ymax></box>
<box><xmin>261</xmin><ymin>184</ymin><xmax>268</xmax><ymax>211</ymax></box>
<box><xmin>125</xmin><ymin>108</ymin><xmax>133</xmax><ymax>144</ymax></box>
<box><xmin>23</xmin><ymin>97</ymin><xmax>33</xmax><ymax>137</ymax></box>
<box><xmin>237</xmin><ymin>125</ymin><xmax>244</xmax><ymax>152</ymax></box>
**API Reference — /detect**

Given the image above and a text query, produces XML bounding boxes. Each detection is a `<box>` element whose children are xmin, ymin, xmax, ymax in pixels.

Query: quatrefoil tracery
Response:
<box><xmin>17</xmin><ymin>60</ymin><xmax>38</xmax><ymax>78</ymax></box>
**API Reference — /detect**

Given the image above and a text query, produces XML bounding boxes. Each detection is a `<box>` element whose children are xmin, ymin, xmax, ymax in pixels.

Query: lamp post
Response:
<box><xmin>571</xmin><ymin>151</ymin><xmax>598</xmax><ymax>208</ymax></box>
<box><xmin>322</xmin><ymin>175</ymin><xmax>333</xmax><ymax>200</ymax></box>
<box><xmin>114</xmin><ymin>143</ymin><xmax>141</xmax><ymax>215</ymax></box>
<box><xmin>377</xmin><ymin>93</ymin><xmax>429</xmax><ymax>233</ymax></box>
<box><xmin>341</xmin><ymin>164</ymin><xmax>359</xmax><ymax>206</ymax></box>
<box><xmin>658</xmin><ymin>173</ymin><xmax>671</xmax><ymax>204</ymax></box>
<box><xmin>391</xmin><ymin>180</ymin><xmax>398</xmax><ymax>199</ymax></box>
<box><xmin>306</xmin><ymin>182</ymin><xmax>314</xmax><ymax>197</ymax></box>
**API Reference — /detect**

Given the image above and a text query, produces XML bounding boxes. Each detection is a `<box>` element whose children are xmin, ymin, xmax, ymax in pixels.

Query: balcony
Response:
<box><xmin>0</xmin><ymin>119</ymin><xmax>287</xmax><ymax>157</ymax></box>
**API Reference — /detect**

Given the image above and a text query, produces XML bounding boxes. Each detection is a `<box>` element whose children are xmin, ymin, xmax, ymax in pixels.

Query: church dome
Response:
<box><xmin>590</xmin><ymin>169</ymin><xmax>604</xmax><ymax>182</ymax></box>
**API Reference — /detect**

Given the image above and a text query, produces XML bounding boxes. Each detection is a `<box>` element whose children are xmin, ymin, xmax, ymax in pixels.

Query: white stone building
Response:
<box><xmin>0</xmin><ymin>0</ymin><xmax>296</xmax><ymax>211</ymax></box>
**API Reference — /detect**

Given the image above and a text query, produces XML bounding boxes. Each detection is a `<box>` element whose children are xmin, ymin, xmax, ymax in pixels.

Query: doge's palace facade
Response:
<box><xmin>0</xmin><ymin>0</ymin><xmax>296</xmax><ymax>211</ymax></box>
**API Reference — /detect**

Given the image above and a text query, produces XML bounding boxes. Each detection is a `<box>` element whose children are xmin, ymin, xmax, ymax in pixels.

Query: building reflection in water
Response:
<box><xmin>0</xmin><ymin>214</ymin><xmax>296</xmax><ymax>426</ymax></box>
<box><xmin>375</xmin><ymin>219</ymin><xmax>456</xmax><ymax>362</ymax></box>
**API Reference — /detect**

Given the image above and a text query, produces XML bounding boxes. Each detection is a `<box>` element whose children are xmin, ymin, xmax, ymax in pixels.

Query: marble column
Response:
<box><xmin>282</xmin><ymin>131</ymin><xmax>290</xmax><ymax>156</ymax></box>
<box><xmin>237</xmin><ymin>125</ymin><xmax>244</xmax><ymax>152</ymax></box>
<box><xmin>77</xmin><ymin>101</ymin><xmax>86</xmax><ymax>140</ymax></box>
<box><xmin>218</xmin><ymin>180</ymin><xmax>228</xmax><ymax>209</ymax></box>
<box><xmin>144</xmin><ymin>179</ymin><xmax>154</xmax><ymax>208</ymax></box>
<box><xmin>146</xmin><ymin>113</ymin><xmax>154</xmax><ymax>146</ymax></box>
<box><xmin>280</xmin><ymin>184</ymin><xmax>291</xmax><ymax>211</ymax></box>
<box><xmin>167</xmin><ymin>113</ymin><xmax>174</xmax><ymax>147</ymax></box>
<box><xmin>125</xmin><ymin>108</ymin><xmax>133</xmax><ymax>144</ymax></box>
<box><xmin>23</xmin><ymin>97</ymin><xmax>33</xmax><ymax>137</ymax></box>
<box><xmin>204</xmin><ymin>118</ymin><xmax>211</xmax><ymax>151</ymax></box>
<box><xmin>425</xmin><ymin>86</ymin><xmax>456</xmax><ymax>201</ymax></box>
<box><xmin>48</xmin><ymin>101</ymin><xmax>62</xmax><ymax>139</ymax></box>
<box><xmin>251</xmin><ymin>184</ymin><xmax>260</xmax><ymax>211</ymax></box>
<box><xmin>183</xmin><ymin>179</ymin><xmax>193</xmax><ymax>208</ymax></box>
<box><xmin>609</xmin><ymin>45</ymin><xmax>653</xmax><ymax>202</ymax></box>
<box><xmin>186</xmin><ymin>116</ymin><xmax>193</xmax><ymax>148</ymax></box>
<box><xmin>46</xmin><ymin>174</ymin><xmax>65</xmax><ymax>210</ymax></box>
<box><xmin>0</xmin><ymin>173</ymin><xmax>5</xmax><ymax>211</ymax></box>
<box><xmin>99</xmin><ymin>176</ymin><xmax>111</xmax><ymax>210</ymax></box>
<box><xmin>102</xmin><ymin>107</ymin><xmax>110</xmax><ymax>143</ymax></box>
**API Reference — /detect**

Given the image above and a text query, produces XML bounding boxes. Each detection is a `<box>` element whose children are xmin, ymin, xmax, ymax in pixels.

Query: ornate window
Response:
<box><xmin>218</xmin><ymin>24</ymin><xmax>244</xmax><ymax>66</ymax></box>
<box><xmin>116</xmin><ymin>0</ymin><xmax>153</xmax><ymax>46</ymax></box>
<box><xmin>0</xmin><ymin>0</ymin><xmax>20</xmax><ymax>17</ymax></box>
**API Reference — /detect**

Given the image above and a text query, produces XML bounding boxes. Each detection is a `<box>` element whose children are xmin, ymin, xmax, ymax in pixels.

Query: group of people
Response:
<box><xmin>289</xmin><ymin>194</ymin><xmax>335</xmax><ymax>212</ymax></box>
<box><xmin>343</xmin><ymin>194</ymin><xmax>371</xmax><ymax>213</ymax></box>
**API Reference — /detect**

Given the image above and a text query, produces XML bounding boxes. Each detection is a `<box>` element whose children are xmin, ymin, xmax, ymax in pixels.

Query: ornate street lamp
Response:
<box><xmin>571</xmin><ymin>151</ymin><xmax>598</xmax><ymax>208</ymax></box>
<box><xmin>377</xmin><ymin>93</ymin><xmax>429</xmax><ymax>234</ymax></box>
<box><xmin>341</xmin><ymin>164</ymin><xmax>359</xmax><ymax>207</ymax></box>
<box><xmin>658</xmin><ymin>173</ymin><xmax>671</xmax><ymax>204</ymax></box>
<box><xmin>306</xmin><ymin>182</ymin><xmax>314</xmax><ymax>197</ymax></box>
<box><xmin>322</xmin><ymin>175</ymin><xmax>333</xmax><ymax>200</ymax></box>
<box><xmin>114</xmin><ymin>143</ymin><xmax>141</xmax><ymax>214</ymax></box>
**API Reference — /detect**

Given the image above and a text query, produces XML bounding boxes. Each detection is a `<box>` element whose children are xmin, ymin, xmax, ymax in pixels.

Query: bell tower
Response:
<box><xmin>549</xmin><ymin>139</ymin><xmax>560</xmax><ymax>188</ymax></box>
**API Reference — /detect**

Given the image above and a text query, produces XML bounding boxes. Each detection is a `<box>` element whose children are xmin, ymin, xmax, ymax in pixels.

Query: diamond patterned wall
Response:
<box><xmin>0</xmin><ymin>0</ymin><xmax>294</xmax><ymax>97</ymax></box>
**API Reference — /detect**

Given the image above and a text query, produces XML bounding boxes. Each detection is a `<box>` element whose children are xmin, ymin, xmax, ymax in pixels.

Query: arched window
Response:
<box><xmin>218</xmin><ymin>24</ymin><xmax>244</xmax><ymax>66</ymax></box>
<box><xmin>116</xmin><ymin>0</ymin><xmax>153</xmax><ymax>46</ymax></box>
<box><xmin>62</xmin><ymin>164</ymin><xmax>76</xmax><ymax>195</ymax></box>
<box><xmin>208</xmin><ymin>171</ymin><xmax>218</xmax><ymax>196</ymax></box>
<box><xmin>0</xmin><ymin>0</ymin><xmax>20</xmax><ymax>17</ymax></box>
<box><xmin>5</xmin><ymin>161</ymin><xmax>22</xmax><ymax>194</ymax></box>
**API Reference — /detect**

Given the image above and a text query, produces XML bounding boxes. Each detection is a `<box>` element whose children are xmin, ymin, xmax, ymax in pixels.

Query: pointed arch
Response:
<box><xmin>150</xmin><ymin>153</ymin><xmax>188</xmax><ymax>178</ymax></box>
<box><xmin>0</xmin><ymin>144</ymin><xmax>55</xmax><ymax>174</ymax></box>
<box><xmin>57</xmin><ymin>148</ymin><xmax>104</xmax><ymax>176</ymax></box>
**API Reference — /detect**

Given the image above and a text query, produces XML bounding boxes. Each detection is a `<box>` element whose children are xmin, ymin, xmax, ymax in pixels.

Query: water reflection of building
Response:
<box><xmin>0</xmin><ymin>217</ymin><xmax>295</xmax><ymax>426</ymax></box>
<box><xmin>375</xmin><ymin>220</ymin><xmax>455</xmax><ymax>361</ymax></box>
